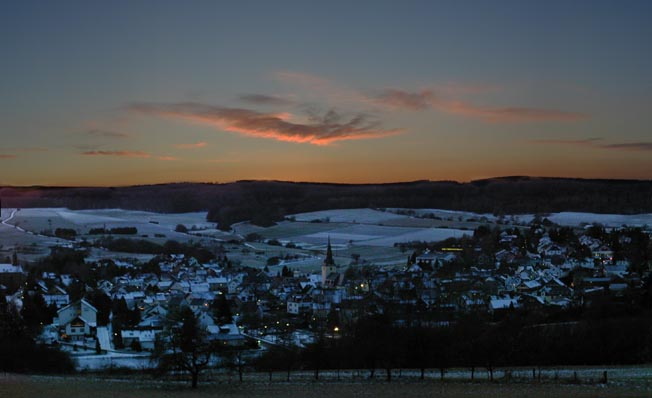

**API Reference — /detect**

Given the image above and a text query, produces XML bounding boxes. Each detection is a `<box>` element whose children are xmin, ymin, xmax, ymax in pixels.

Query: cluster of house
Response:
<box><xmin>1</xmin><ymin>227</ymin><xmax>643</xmax><ymax>357</ymax></box>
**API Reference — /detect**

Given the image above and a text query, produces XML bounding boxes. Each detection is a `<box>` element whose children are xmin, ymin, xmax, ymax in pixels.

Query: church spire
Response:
<box><xmin>324</xmin><ymin>236</ymin><xmax>335</xmax><ymax>266</ymax></box>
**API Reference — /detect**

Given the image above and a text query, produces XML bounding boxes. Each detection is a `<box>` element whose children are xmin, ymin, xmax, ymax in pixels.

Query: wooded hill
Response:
<box><xmin>1</xmin><ymin>177</ymin><xmax>651</xmax><ymax>230</ymax></box>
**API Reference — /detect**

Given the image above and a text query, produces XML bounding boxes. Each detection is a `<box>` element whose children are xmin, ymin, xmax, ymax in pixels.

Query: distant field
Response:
<box><xmin>291</xmin><ymin>209</ymin><xmax>407</xmax><ymax>224</ymax></box>
<box><xmin>3</xmin><ymin>208</ymin><xmax>221</xmax><ymax>248</ymax></box>
<box><xmin>1</xmin><ymin>374</ymin><xmax>649</xmax><ymax>398</ymax></box>
<box><xmin>513</xmin><ymin>212</ymin><xmax>652</xmax><ymax>228</ymax></box>
<box><xmin>237</xmin><ymin>221</ymin><xmax>351</xmax><ymax>241</ymax></box>
<box><xmin>389</xmin><ymin>208</ymin><xmax>652</xmax><ymax>229</ymax></box>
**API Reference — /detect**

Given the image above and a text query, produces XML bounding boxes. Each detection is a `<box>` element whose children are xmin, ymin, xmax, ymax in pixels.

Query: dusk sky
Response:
<box><xmin>2</xmin><ymin>1</ymin><xmax>651</xmax><ymax>186</ymax></box>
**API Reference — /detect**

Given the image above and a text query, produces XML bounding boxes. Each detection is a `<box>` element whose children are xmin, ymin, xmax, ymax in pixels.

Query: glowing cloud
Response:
<box><xmin>129</xmin><ymin>102</ymin><xmax>403</xmax><ymax>145</ymax></box>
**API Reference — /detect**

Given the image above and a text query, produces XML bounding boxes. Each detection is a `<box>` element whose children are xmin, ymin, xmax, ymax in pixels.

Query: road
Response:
<box><xmin>1</xmin><ymin>208</ymin><xmax>26</xmax><ymax>232</ymax></box>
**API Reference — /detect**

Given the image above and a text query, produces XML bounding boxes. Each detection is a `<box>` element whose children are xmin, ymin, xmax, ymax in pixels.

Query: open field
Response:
<box><xmin>2</xmin><ymin>373</ymin><xmax>651</xmax><ymax>398</ymax></box>
<box><xmin>290</xmin><ymin>209</ymin><xmax>407</xmax><ymax>224</ymax></box>
<box><xmin>513</xmin><ymin>212</ymin><xmax>652</xmax><ymax>228</ymax></box>
<box><xmin>7</xmin><ymin>208</ymin><xmax>213</xmax><ymax>240</ymax></box>
<box><xmin>388</xmin><ymin>208</ymin><xmax>652</xmax><ymax>229</ymax></box>
<box><xmin>0</xmin><ymin>208</ymin><xmax>226</xmax><ymax>261</ymax></box>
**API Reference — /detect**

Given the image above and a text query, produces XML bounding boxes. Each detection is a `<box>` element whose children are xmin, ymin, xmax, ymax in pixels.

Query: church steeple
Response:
<box><xmin>324</xmin><ymin>236</ymin><xmax>335</xmax><ymax>266</ymax></box>
<box><xmin>321</xmin><ymin>237</ymin><xmax>337</xmax><ymax>286</ymax></box>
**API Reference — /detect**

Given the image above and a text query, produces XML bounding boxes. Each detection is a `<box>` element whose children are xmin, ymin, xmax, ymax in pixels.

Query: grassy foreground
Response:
<box><xmin>1</xmin><ymin>374</ymin><xmax>651</xmax><ymax>398</ymax></box>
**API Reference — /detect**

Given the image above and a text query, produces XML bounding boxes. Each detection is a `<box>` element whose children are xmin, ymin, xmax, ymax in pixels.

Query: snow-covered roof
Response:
<box><xmin>0</xmin><ymin>264</ymin><xmax>23</xmax><ymax>273</ymax></box>
<box><xmin>490</xmin><ymin>296</ymin><xmax>519</xmax><ymax>310</ymax></box>
<box><xmin>523</xmin><ymin>280</ymin><xmax>542</xmax><ymax>289</ymax></box>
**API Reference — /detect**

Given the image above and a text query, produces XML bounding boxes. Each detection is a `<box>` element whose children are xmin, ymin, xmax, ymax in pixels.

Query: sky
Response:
<box><xmin>1</xmin><ymin>0</ymin><xmax>651</xmax><ymax>186</ymax></box>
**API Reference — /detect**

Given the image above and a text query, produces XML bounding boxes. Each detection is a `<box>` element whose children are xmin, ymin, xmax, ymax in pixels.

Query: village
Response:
<box><xmin>1</xmin><ymin>207</ymin><xmax>648</xmax><ymax>371</ymax></box>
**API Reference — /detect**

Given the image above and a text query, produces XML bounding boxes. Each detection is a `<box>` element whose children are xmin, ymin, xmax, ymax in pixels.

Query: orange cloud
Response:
<box><xmin>157</xmin><ymin>156</ymin><xmax>179</xmax><ymax>161</ymax></box>
<box><xmin>129</xmin><ymin>102</ymin><xmax>403</xmax><ymax>145</ymax></box>
<box><xmin>174</xmin><ymin>141</ymin><xmax>208</xmax><ymax>149</ymax></box>
<box><xmin>0</xmin><ymin>154</ymin><xmax>17</xmax><ymax>159</ymax></box>
<box><xmin>81</xmin><ymin>150</ymin><xmax>151</xmax><ymax>158</ymax></box>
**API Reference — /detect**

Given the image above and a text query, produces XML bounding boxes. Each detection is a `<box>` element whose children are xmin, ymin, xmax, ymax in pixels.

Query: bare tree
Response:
<box><xmin>154</xmin><ymin>306</ymin><xmax>214</xmax><ymax>388</ymax></box>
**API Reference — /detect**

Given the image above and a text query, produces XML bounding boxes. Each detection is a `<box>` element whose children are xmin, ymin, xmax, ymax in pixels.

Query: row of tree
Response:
<box><xmin>257</xmin><ymin>309</ymin><xmax>652</xmax><ymax>383</ymax></box>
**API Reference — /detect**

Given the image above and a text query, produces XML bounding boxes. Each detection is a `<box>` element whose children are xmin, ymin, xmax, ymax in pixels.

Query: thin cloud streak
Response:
<box><xmin>129</xmin><ymin>102</ymin><xmax>403</xmax><ymax>145</ymax></box>
<box><xmin>81</xmin><ymin>150</ymin><xmax>151</xmax><ymax>158</ymax></box>
<box><xmin>529</xmin><ymin>138</ymin><xmax>652</xmax><ymax>152</ymax></box>
<box><xmin>0</xmin><ymin>154</ymin><xmax>17</xmax><ymax>159</ymax></box>
<box><xmin>275</xmin><ymin>72</ymin><xmax>586</xmax><ymax>123</ymax></box>
<box><xmin>602</xmin><ymin>142</ymin><xmax>652</xmax><ymax>151</ymax></box>
<box><xmin>84</xmin><ymin>129</ymin><xmax>130</xmax><ymax>139</ymax></box>
<box><xmin>239</xmin><ymin>94</ymin><xmax>295</xmax><ymax>106</ymax></box>
<box><xmin>372</xmin><ymin>89</ymin><xmax>587</xmax><ymax>122</ymax></box>
<box><xmin>16</xmin><ymin>147</ymin><xmax>49</xmax><ymax>152</ymax></box>
<box><xmin>175</xmin><ymin>141</ymin><xmax>208</xmax><ymax>149</ymax></box>
<box><xmin>528</xmin><ymin>138</ymin><xmax>603</xmax><ymax>145</ymax></box>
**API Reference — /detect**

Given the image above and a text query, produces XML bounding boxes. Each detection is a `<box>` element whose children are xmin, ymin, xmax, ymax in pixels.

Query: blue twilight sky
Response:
<box><xmin>1</xmin><ymin>0</ymin><xmax>651</xmax><ymax>185</ymax></box>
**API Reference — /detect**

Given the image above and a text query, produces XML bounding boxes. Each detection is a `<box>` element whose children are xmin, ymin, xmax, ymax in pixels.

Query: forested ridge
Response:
<box><xmin>2</xmin><ymin>177</ymin><xmax>651</xmax><ymax>230</ymax></box>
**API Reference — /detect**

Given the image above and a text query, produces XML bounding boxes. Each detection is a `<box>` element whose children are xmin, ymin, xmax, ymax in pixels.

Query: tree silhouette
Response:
<box><xmin>154</xmin><ymin>306</ymin><xmax>215</xmax><ymax>388</ymax></box>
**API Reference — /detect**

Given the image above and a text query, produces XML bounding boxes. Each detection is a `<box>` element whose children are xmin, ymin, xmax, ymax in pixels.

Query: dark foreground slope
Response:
<box><xmin>1</xmin><ymin>177</ymin><xmax>651</xmax><ymax>228</ymax></box>
<box><xmin>2</xmin><ymin>374</ymin><xmax>651</xmax><ymax>398</ymax></box>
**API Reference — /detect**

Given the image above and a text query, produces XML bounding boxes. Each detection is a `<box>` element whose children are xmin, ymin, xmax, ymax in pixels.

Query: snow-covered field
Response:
<box><xmin>74</xmin><ymin>352</ymin><xmax>152</xmax><ymax>370</ymax></box>
<box><xmin>284</xmin><ymin>209</ymin><xmax>472</xmax><ymax>247</ymax></box>
<box><xmin>300</xmin><ymin>227</ymin><xmax>470</xmax><ymax>247</ymax></box>
<box><xmin>359</xmin><ymin>228</ymin><xmax>471</xmax><ymax>246</ymax></box>
<box><xmin>291</xmin><ymin>209</ymin><xmax>407</xmax><ymax>224</ymax></box>
<box><xmin>513</xmin><ymin>212</ymin><xmax>652</xmax><ymax>228</ymax></box>
<box><xmin>4</xmin><ymin>208</ymin><xmax>214</xmax><ymax>240</ymax></box>
<box><xmin>389</xmin><ymin>208</ymin><xmax>652</xmax><ymax>228</ymax></box>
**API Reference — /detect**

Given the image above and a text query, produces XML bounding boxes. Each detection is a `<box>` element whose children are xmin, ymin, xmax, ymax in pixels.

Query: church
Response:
<box><xmin>321</xmin><ymin>238</ymin><xmax>343</xmax><ymax>288</ymax></box>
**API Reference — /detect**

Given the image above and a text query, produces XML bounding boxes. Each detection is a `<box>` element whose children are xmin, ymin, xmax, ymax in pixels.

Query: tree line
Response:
<box><xmin>257</xmin><ymin>301</ymin><xmax>652</xmax><ymax>382</ymax></box>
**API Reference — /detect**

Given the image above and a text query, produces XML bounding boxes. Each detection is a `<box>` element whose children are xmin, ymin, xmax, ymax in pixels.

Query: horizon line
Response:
<box><xmin>1</xmin><ymin>175</ymin><xmax>651</xmax><ymax>189</ymax></box>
